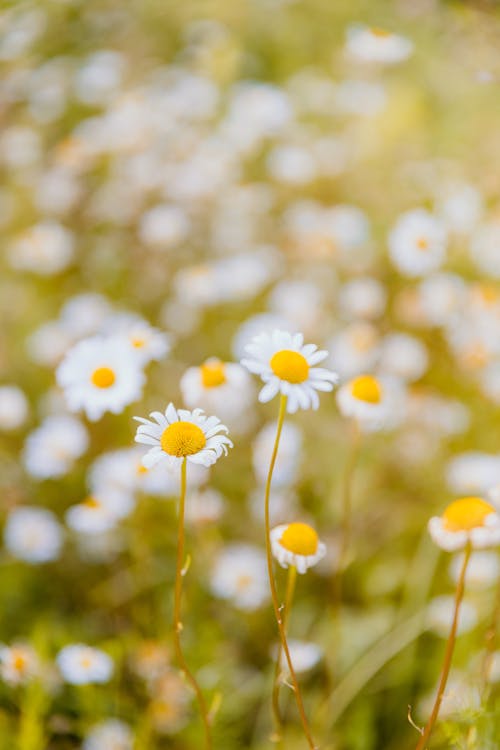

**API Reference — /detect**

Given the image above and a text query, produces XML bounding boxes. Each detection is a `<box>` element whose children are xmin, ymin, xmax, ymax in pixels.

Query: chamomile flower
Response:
<box><xmin>134</xmin><ymin>403</ymin><xmax>232</xmax><ymax>469</ymax></box>
<box><xmin>270</xmin><ymin>522</ymin><xmax>326</xmax><ymax>574</ymax></box>
<box><xmin>388</xmin><ymin>209</ymin><xmax>447</xmax><ymax>277</ymax></box>
<box><xmin>0</xmin><ymin>385</ymin><xmax>29</xmax><ymax>430</ymax></box>
<box><xmin>0</xmin><ymin>643</ymin><xmax>39</xmax><ymax>686</ymax></box>
<box><xmin>210</xmin><ymin>544</ymin><xmax>269</xmax><ymax>610</ymax></box>
<box><xmin>278</xmin><ymin>640</ymin><xmax>323</xmax><ymax>674</ymax></box>
<box><xmin>345</xmin><ymin>25</ymin><xmax>413</xmax><ymax>65</ymax></box>
<box><xmin>56</xmin><ymin>336</ymin><xmax>145</xmax><ymax>421</ymax></box>
<box><xmin>56</xmin><ymin>644</ymin><xmax>113</xmax><ymax>685</ymax></box>
<box><xmin>180</xmin><ymin>358</ymin><xmax>254</xmax><ymax>424</ymax></box>
<box><xmin>65</xmin><ymin>492</ymin><xmax>133</xmax><ymax>534</ymax></box>
<box><xmin>336</xmin><ymin>374</ymin><xmax>403</xmax><ymax>432</ymax></box>
<box><xmin>428</xmin><ymin>497</ymin><xmax>500</xmax><ymax>551</ymax></box>
<box><xmin>241</xmin><ymin>330</ymin><xmax>338</xmax><ymax>413</ymax></box>
<box><xmin>4</xmin><ymin>507</ymin><xmax>63</xmax><ymax>564</ymax></box>
<box><xmin>23</xmin><ymin>414</ymin><xmax>88</xmax><ymax>479</ymax></box>
<box><xmin>82</xmin><ymin>719</ymin><xmax>133</xmax><ymax>750</ymax></box>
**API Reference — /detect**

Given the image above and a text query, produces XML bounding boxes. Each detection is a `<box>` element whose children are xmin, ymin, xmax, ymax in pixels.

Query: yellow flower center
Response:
<box><xmin>160</xmin><ymin>421</ymin><xmax>206</xmax><ymax>457</ymax></box>
<box><xmin>416</xmin><ymin>236</ymin><xmax>429</xmax><ymax>251</ymax></box>
<box><xmin>80</xmin><ymin>655</ymin><xmax>93</xmax><ymax>670</ymax></box>
<box><xmin>236</xmin><ymin>574</ymin><xmax>253</xmax><ymax>591</ymax></box>
<box><xmin>270</xmin><ymin>350</ymin><xmax>309</xmax><ymax>384</ymax></box>
<box><xmin>350</xmin><ymin>375</ymin><xmax>382</xmax><ymax>404</ymax></box>
<box><xmin>13</xmin><ymin>653</ymin><xmax>27</xmax><ymax>672</ymax></box>
<box><xmin>83</xmin><ymin>496</ymin><xmax>101</xmax><ymax>509</ymax></box>
<box><xmin>91</xmin><ymin>367</ymin><xmax>116</xmax><ymax>388</ymax></box>
<box><xmin>131</xmin><ymin>337</ymin><xmax>146</xmax><ymax>348</ymax></box>
<box><xmin>280</xmin><ymin>523</ymin><xmax>319</xmax><ymax>556</ymax></box>
<box><xmin>201</xmin><ymin>359</ymin><xmax>226</xmax><ymax>388</ymax></box>
<box><xmin>136</xmin><ymin>462</ymin><xmax>148</xmax><ymax>475</ymax></box>
<box><xmin>442</xmin><ymin>497</ymin><xmax>495</xmax><ymax>532</ymax></box>
<box><xmin>371</xmin><ymin>27</ymin><xmax>391</xmax><ymax>37</ymax></box>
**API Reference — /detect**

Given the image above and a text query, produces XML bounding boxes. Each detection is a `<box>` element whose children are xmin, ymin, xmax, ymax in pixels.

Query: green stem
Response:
<box><xmin>271</xmin><ymin>564</ymin><xmax>297</xmax><ymax>742</ymax></box>
<box><xmin>264</xmin><ymin>395</ymin><xmax>317</xmax><ymax>749</ymax></box>
<box><xmin>173</xmin><ymin>458</ymin><xmax>212</xmax><ymax>750</ymax></box>
<box><xmin>414</xmin><ymin>543</ymin><xmax>472</xmax><ymax>750</ymax></box>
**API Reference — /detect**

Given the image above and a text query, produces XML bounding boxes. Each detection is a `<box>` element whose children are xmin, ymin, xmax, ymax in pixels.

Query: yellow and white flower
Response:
<box><xmin>0</xmin><ymin>643</ymin><xmax>39</xmax><ymax>686</ymax></box>
<box><xmin>180</xmin><ymin>358</ymin><xmax>254</xmax><ymax>424</ymax></box>
<box><xmin>121</xmin><ymin>321</ymin><xmax>170</xmax><ymax>365</ymax></box>
<box><xmin>83</xmin><ymin>719</ymin><xmax>133</xmax><ymax>750</ymax></box>
<box><xmin>345</xmin><ymin>25</ymin><xmax>413</xmax><ymax>65</ymax></box>
<box><xmin>336</xmin><ymin>373</ymin><xmax>403</xmax><ymax>431</ymax></box>
<box><xmin>210</xmin><ymin>544</ymin><xmax>269</xmax><ymax>610</ymax></box>
<box><xmin>241</xmin><ymin>330</ymin><xmax>338</xmax><ymax>413</ymax></box>
<box><xmin>56</xmin><ymin>644</ymin><xmax>113</xmax><ymax>685</ymax></box>
<box><xmin>389</xmin><ymin>209</ymin><xmax>447</xmax><ymax>277</ymax></box>
<box><xmin>56</xmin><ymin>336</ymin><xmax>145</xmax><ymax>421</ymax></box>
<box><xmin>134</xmin><ymin>403</ymin><xmax>232</xmax><ymax>469</ymax></box>
<box><xmin>4</xmin><ymin>507</ymin><xmax>63</xmax><ymax>564</ymax></box>
<box><xmin>270</xmin><ymin>522</ymin><xmax>326</xmax><ymax>574</ymax></box>
<box><xmin>428</xmin><ymin>497</ymin><xmax>500</xmax><ymax>551</ymax></box>
<box><xmin>23</xmin><ymin>414</ymin><xmax>88</xmax><ymax>479</ymax></box>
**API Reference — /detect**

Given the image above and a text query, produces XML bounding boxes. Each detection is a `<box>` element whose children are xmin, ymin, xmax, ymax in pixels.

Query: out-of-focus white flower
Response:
<box><xmin>56</xmin><ymin>644</ymin><xmax>113</xmax><ymax>685</ymax></box>
<box><xmin>242</xmin><ymin>330</ymin><xmax>338</xmax><ymax>414</ymax></box>
<box><xmin>0</xmin><ymin>643</ymin><xmax>39</xmax><ymax>686</ymax></box>
<box><xmin>27</xmin><ymin>321</ymin><xmax>73</xmax><ymax>367</ymax></box>
<box><xmin>336</xmin><ymin>374</ymin><xmax>405</xmax><ymax>432</ymax></box>
<box><xmin>388</xmin><ymin>209</ymin><xmax>447</xmax><ymax>277</ymax></box>
<box><xmin>210</xmin><ymin>544</ymin><xmax>269</xmax><ymax>610</ymax></box>
<box><xmin>56</xmin><ymin>336</ymin><xmax>145</xmax><ymax>421</ymax></box>
<box><xmin>0</xmin><ymin>125</ymin><xmax>41</xmax><ymax>169</ymax></box>
<box><xmin>418</xmin><ymin>273</ymin><xmax>467</xmax><ymax>327</ymax></box>
<box><xmin>426</xmin><ymin>595</ymin><xmax>477</xmax><ymax>636</ymax></box>
<box><xmin>75</xmin><ymin>50</ymin><xmax>126</xmax><ymax>106</ymax></box>
<box><xmin>60</xmin><ymin>293</ymin><xmax>113</xmax><ymax>340</ymax></box>
<box><xmin>437</xmin><ymin>183</ymin><xmax>483</xmax><ymax>235</ymax></box>
<box><xmin>470</xmin><ymin>221</ymin><xmax>500</xmax><ymax>278</ymax></box>
<box><xmin>449</xmin><ymin>550</ymin><xmax>499</xmax><ymax>589</ymax></box>
<box><xmin>345</xmin><ymin>26</ymin><xmax>413</xmax><ymax>64</ymax></box>
<box><xmin>4</xmin><ymin>507</ymin><xmax>63</xmax><ymax>564</ymax></box>
<box><xmin>277</xmin><ymin>639</ymin><xmax>323</xmax><ymax>674</ymax></box>
<box><xmin>268</xmin><ymin>280</ymin><xmax>325</xmax><ymax>337</ymax></box>
<box><xmin>271</xmin><ymin>522</ymin><xmax>326</xmax><ymax>574</ymax></box>
<box><xmin>406</xmin><ymin>392</ymin><xmax>469</xmax><ymax>437</ymax></box>
<box><xmin>267</xmin><ymin>144</ymin><xmax>317</xmax><ymax>185</ymax></box>
<box><xmin>34</xmin><ymin>167</ymin><xmax>82</xmax><ymax>216</ymax></box>
<box><xmin>328</xmin><ymin>323</ymin><xmax>381</xmax><ymax>380</ymax></box>
<box><xmin>184</xmin><ymin>488</ymin><xmax>225</xmax><ymax>525</ymax></box>
<box><xmin>180</xmin><ymin>359</ymin><xmax>254</xmax><ymax>426</ymax></box>
<box><xmin>138</xmin><ymin>204</ymin><xmax>190</xmax><ymax>249</ymax></box>
<box><xmin>134</xmin><ymin>403</ymin><xmax>232</xmax><ymax>469</ymax></box>
<box><xmin>82</xmin><ymin>719</ymin><xmax>133</xmax><ymax>750</ymax></box>
<box><xmin>378</xmin><ymin>333</ymin><xmax>428</xmax><ymax>382</ymax></box>
<box><xmin>249</xmin><ymin>487</ymin><xmax>298</xmax><ymax>526</ymax></box>
<box><xmin>0</xmin><ymin>386</ymin><xmax>29</xmax><ymax>430</ymax></box>
<box><xmin>222</xmin><ymin>82</ymin><xmax>293</xmax><ymax>153</ymax></box>
<box><xmin>339</xmin><ymin>277</ymin><xmax>386</xmax><ymax>320</ymax></box>
<box><xmin>66</xmin><ymin>490</ymin><xmax>135</xmax><ymax>534</ymax></box>
<box><xmin>252</xmin><ymin>421</ymin><xmax>302</xmax><ymax>488</ymax></box>
<box><xmin>8</xmin><ymin>221</ymin><xmax>74</xmax><ymax>276</ymax></box>
<box><xmin>118</xmin><ymin>321</ymin><xmax>170</xmax><ymax>365</ymax></box>
<box><xmin>419</xmin><ymin>671</ymin><xmax>480</xmax><ymax>719</ymax></box>
<box><xmin>334</xmin><ymin>80</ymin><xmax>387</xmax><ymax>116</ymax></box>
<box><xmin>23</xmin><ymin>415</ymin><xmax>88</xmax><ymax>479</ymax></box>
<box><xmin>428</xmin><ymin>497</ymin><xmax>500</xmax><ymax>551</ymax></box>
<box><xmin>446</xmin><ymin>452</ymin><xmax>500</xmax><ymax>495</ymax></box>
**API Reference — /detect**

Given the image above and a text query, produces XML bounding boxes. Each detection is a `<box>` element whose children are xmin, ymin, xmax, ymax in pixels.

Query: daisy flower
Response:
<box><xmin>270</xmin><ymin>522</ymin><xmax>326</xmax><ymax>574</ymax></box>
<box><xmin>83</xmin><ymin>719</ymin><xmax>133</xmax><ymax>750</ymax></box>
<box><xmin>56</xmin><ymin>335</ymin><xmax>145</xmax><ymax>421</ymax></box>
<box><xmin>4</xmin><ymin>507</ymin><xmax>63</xmax><ymax>564</ymax></box>
<box><xmin>345</xmin><ymin>25</ymin><xmax>414</xmax><ymax>65</ymax></box>
<box><xmin>23</xmin><ymin>414</ymin><xmax>88</xmax><ymax>479</ymax></box>
<box><xmin>56</xmin><ymin>644</ymin><xmax>113</xmax><ymax>685</ymax></box>
<box><xmin>388</xmin><ymin>209</ymin><xmax>447</xmax><ymax>277</ymax></box>
<box><xmin>0</xmin><ymin>385</ymin><xmax>29</xmax><ymax>431</ymax></box>
<box><xmin>277</xmin><ymin>640</ymin><xmax>323</xmax><ymax>674</ymax></box>
<box><xmin>0</xmin><ymin>643</ymin><xmax>39</xmax><ymax>686</ymax></box>
<box><xmin>241</xmin><ymin>330</ymin><xmax>338</xmax><ymax>413</ymax></box>
<box><xmin>336</xmin><ymin>373</ymin><xmax>404</xmax><ymax>431</ymax></box>
<box><xmin>210</xmin><ymin>544</ymin><xmax>269</xmax><ymax>610</ymax></box>
<box><xmin>134</xmin><ymin>403</ymin><xmax>232</xmax><ymax>469</ymax></box>
<box><xmin>180</xmin><ymin>357</ymin><xmax>254</xmax><ymax>424</ymax></box>
<box><xmin>428</xmin><ymin>497</ymin><xmax>500</xmax><ymax>551</ymax></box>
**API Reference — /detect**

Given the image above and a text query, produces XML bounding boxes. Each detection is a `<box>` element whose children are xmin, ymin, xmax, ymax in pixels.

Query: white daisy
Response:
<box><xmin>4</xmin><ymin>507</ymin><xmax>63</xmax><ymax>564</ymax></box>
<box><xmin>0</xmin><ymin>643</ymin><xmax>39</xmax><ymax>686</ymax></box>
<box><xmin>56</xmin><ymin>336</ymin><xmax>145</xmax><ymax>421</ymax></box>
<box><xmin>7</xmin><ymin>220</ymin><xmax>74</xmax><ymax>276</ymax></box>
<box><xmin>241</xmin><ymin>330</ymin><xmax>338</xmax><ymax>414</ymax></box>
<box><xmin>252</xmin><ymin>421</ymin><xmax>302</xmax><ymax>488</ymax></box>
<box><xmin>65</xmin><ymin>492</ymin><xmax>134</xmax><ymax>534</ymax></box>
<box><xmin>426</xmin><ymin>596</ymin><xmax>478</xmax><ymax>637</ymax></box>
<box><xmin>23</xmin><ymin>414</ymin><xmax>88</xmax><ymax>479</ymax></box>
<box><xmin>180</xmin><ymin>358</ymin><xmax>254</xmax><ymax>425</ymax></box>
<box><xmin>428</xmin><ymin>497</ymin><xmax>500</xmax><ymax>551</ymax></box>
<box><xmin>121</xmin><ymin>321</ymin><xmax>170</xmax><ymax>365</ymax></box>
<box><xmin>345</xmin><ymin>25</ymin><xmax>413</xmax><ymax>65</ymax></box>
<box><xmin>83</xmin><ymin>719</ymin><xmax>133</xmax><ymax>750</ymax></box>
<box><xmin>336</xmin><ymin>374</ymin><xmax>404</xmax><ymax>432</ymax></box>
<box><xmin>277</xmin><ymin>640</ymin><xmax>323</xmax><ymax>674</ymax></box>
<box><xmin>0</xmin><ymin>385</ymin><xmax>29</xmax><ymax>430</ymax></box>
<box><xmin>270</xmin><ymin>522</ymin><xmax>326</xmax><ymax>574</ymax></box>
<box><xmin>388</xmin><ymin>209</ymin><xmax>447</xmax><ymax>277</ymax></box>
<box><xmin>56</xmin><ymin>644</ymin><xmax>113</xmax><ymax>685</ymax></box>
<box><xmin>134</xmin><ymin>403</ymin><xmax>232</xmax><ymax>469</ymax></box>
<box><xmin>210</xmin><ymin>544</ymin><xmax>269</xmax><ymax>610</ymax></box>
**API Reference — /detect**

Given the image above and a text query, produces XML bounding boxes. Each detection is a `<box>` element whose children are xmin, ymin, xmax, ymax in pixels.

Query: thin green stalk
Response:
<box><xmin>271</xmin><ymin>564</ymin><xmax>297</xmax><ymax>742</ymax></box>
<box><xmin>264</xmin><ymin>394</ymin><xmax>317</xmax><ymax>750</ymax></box>
<box><xmin>173</xmin><ymin>458</ymin><xmax>212</xmax><ymax>750</ymax></box>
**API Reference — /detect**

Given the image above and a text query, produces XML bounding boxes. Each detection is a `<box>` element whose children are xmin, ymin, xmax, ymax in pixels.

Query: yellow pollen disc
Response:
<box><xmin>270</xmin><ymin>350</ymin><xmax>309</xmax><ymax>384</ymax></box>
<box><xmin>13</xmin><ymin>653</ymin><xmax>26</xmax><ymax>671</ymax></box>
<box><xmin>442</xmin><ymin>497</ymin><xmax>495</xmax><ymax>532</ymax></box>
<box><xmin>416</xmin><ymin>236</ymin><xmax>429</xmax><ymax>251</ymax></box>
<box><xmin>371</xmin><ymin>27</ymin><xmax>391</xmax><ymax>37</ymax></box>
<box><xmin>236</xmin><ymin>574</ymin><xmax>253</xmax><ymax>591</ymax></box>
<box><xmin>201</xmin><ymin>359</ymin><xmax>226</xmax><ymax>388</ymax></box>
<box><xmin>477</xmin><ymin>283</ymin><xmax>498</xmax><ymax>305</ymax></box>
<box><xmin>80</xmin><ymin>656</ymin><xmax>93</xmax><ymax>669</ymax></box>
<box><xmin>91</xmin><ymin>366</ymin><xmax>115</xmax><ymax>388</ymax></box>
<box><xmin>136</xmin><ymin>463</ymin><xmax>148</xmax><ymax>475</ymax></box>
<box><xmin>280</xmin><ymin>523</ymin><xmax>319</xmax><ymax>556</ymax></box>
<box><xmin>350</xmin><ymin>375</ymin><xmax>382</xmax><ymax>404</ymax></box>
<box><xmin>83</xmin><ymin>496</ymin><xmax>101</xmax><ymax>509</ymax></box>
<box><xmin>160</xmin><ymin>421</ymin><xmax>206</xmax><ymax>457</ymax></box>
<box><xmin>131</xmin><ymin>337</ymin><xmax>145</xmax><ymax>348</ymax></box>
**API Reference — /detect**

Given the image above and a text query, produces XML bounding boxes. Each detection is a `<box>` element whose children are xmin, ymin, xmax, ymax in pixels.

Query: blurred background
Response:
<box><xmin>2</xmin><ymin>0</ymin><xmax>500</xmax><ymax>748</ymax></box>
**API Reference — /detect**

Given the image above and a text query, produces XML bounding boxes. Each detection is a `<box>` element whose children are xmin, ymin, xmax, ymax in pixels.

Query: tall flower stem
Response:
<box><xmin>173</xmin><ymin>457</ymin><xmax>212</xmax><ymax>750</ymax></box>
<box><xmin>333</xmin><ymin>421</ymin><xmax>360</xmax><ymax>610</ymax></box>
<box><xmin>271</xmin><ymin>564</ymin><xmax>297</xmax><ymax>740</ymax></box>
<box><xmin>265</xmin><ymin>394</ymin><xmax>317</xmax><ymax>749</ymax></box>
<box><xmin>414</xmin><ymin>543</ymin><xmax>472</xmax><ymax>750</ymax></box>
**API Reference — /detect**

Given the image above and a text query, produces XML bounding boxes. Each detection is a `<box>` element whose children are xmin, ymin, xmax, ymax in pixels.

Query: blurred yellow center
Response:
<box><xmin>236</xmin><ymin>574</ymin><xmax>253</xmax><ymax>591</ymax></box>
<box><xmin>161</xmin><ymin>422</ymin><xmax>206</xmax><ymax>457</ymax></box>
<box><xmin>136</xmin><ymin>463</ymin><xmax>148</xmax><ymax>475</ymax></box>
<box><xmin>442</xmin><ymin>497</ymin><xmax>494</xmax><ymax>531</ymax></box>
<box><xmin>270</xmin><ymin>350</ymin><xmax>309</xmax><ymax>383</ymax></box>
<box><xmin>350</xmin><ymin>375</ymin><xmax>382</xmax><ymax>403</ymax></box>
<box><xmin>83</xmin><ymin>496</ymin><xmax>101</xmax><ymax>509</ymax></box>
<box><xmin>13</xmin><ymin>653</ymin><xmax>27</xmax><ymax>671</ymax></box>
<box><xmin>131</xmin><ymin>337</ymin><xmax>145</xmax><ymax>348</ymax></box>
<box><xmin>416</xmin><ymin>237</ymin><xmax>429</xmax><ymax>251</ymax></box>
<box><xmin>280</xmin><ymin>523</ymin><xmax>319</xmax><ymax>556</ymax></box>
<box><xmin>201</xmin><ymin>359</ymin><xmax>226</xmax><ymax>388</ymax></box>
<box><xmin>91</xmin><ymin>367</ymin><xmax>115</xmax><ymax>388</ymax></box>
<box><xmin>371</xmin><ymin>27</ymin><xmax>391</xmax><ymax>37</ymax></box>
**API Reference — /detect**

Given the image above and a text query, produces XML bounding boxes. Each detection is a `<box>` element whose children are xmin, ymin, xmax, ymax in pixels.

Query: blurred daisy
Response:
<box><xmin>0</xmin><ymin>643</ymin><xmax>39</xmax><ymax>686</ymax></box>
<box><xmin>345</xmin><ymin>25</ymin><xmax>413</xmax><ymax>64</ymax></box>
<box><xmin>252</xmin><ymin>421</ymin><xmax>302</xmax><ymax>488</ymax></box>
<box><xmin>134</xmin><ymin>403</ymin><xmax>232</xmax><ymax>469</ymax></box>
<box><xmin>82</xmin><ymin>719</ymin><xmax>133</xmax><ymax>750</ymax></box>
<box><xmin>56</xmin><ymin>336</ymin><xmax>145</xmax><ymax>421</ymax></box>
<box><xmin>426</xmin><ymin>596</ymin><xmax>478</xmax><ymax>637</ymax></box>
<box><xmin>0</xmin><ymin>385</ymin><xmax>29</xmax><ymax>430</ymax></box>
<box><xmin>339</xmin><ymin>277</ymin><xmax>386</xmax><ymax>320</ymax></box>
<box><xmin>56</xmin><ymin>644</ymin><xmax>113</xmax><ymax>685</ymax></box>
<box><xmin>328</xmin><ymin>322</ymin><xmax>381</xmax><ymax>380</ymax></box>
<box><xmin>378</xmin><ymin>333</ymin><xmax>428</xmax><ymax>382</ymax></box>
<box><xmin>428</xmin><ymin>497</ymin><xmax>500</xmax><ymax>551</ymax></box>
<box><xmin>23</xmin><ymin>414</ymin><xmax>88</xmax><ymax>479</ymax></box>
<box><xmin>277</xmin><ymin>640</ymin><xmax>322</xmax><ymax>674</ymax></box>
<box><xmin>389</xmin><ymin>209</ymin><xmax>447</xmax><ymax>277</ymax></box>
<box><xmin>210</xmin><ymin>544</ymin><xmax>269</xmax><ymax>610</ymax></box>
<box><xmin>449</xmin><ymin>550</ymin><xmax>499</xmax><ymax>589</ymax></box>
<box><xmin>7</xmin><ymin>220</ymin><xmax>74</xmax><ymax>276</ymax></box>
<box><xmin>180</xmin><ymin>358</ymin><xmax>254</xmax><ymax>424</ymax></box>
<box><xmin>336</xmin><ymin>374</ymin><xmax>403</xmax><ymax>431</ymax></box>
<box><xmin>4</xmin><ymin>507</ymin><xmax>63</xmax><ymax>564</ymax></box>
<box><xmin>241</xmin><ymin>330</ymin><xmax>338</xmax><ymax>413</ymax></box>
<box><xmin>65</xmin><ymin>492</ymin><xmax>134</xmax><ymax>534</ymax></box>
<box><xmin>270</xmin><ymin>522</ymin><xmax>326</xmax><ymax>574</ymax></box>
<box><xmin>446</xmin><ymin>452</ymin><xmax>500</xmax><ymax>495</ymax></box>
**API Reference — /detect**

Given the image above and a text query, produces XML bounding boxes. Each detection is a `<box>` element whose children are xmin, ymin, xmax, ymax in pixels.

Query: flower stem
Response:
<box><xmin>265</xmin><ymin>394</ymin><xmax>317</xmax><ymax>749</ymax></box>
<box><xmin>173</xmin><ymin>457</ymin><xmax>212</xmax><ymax>750</ymax></box>
<box><xmin>272</xmin><ymin>564</ymin><xmax>297</xmax><ymax>740</ymax></box>
<box><xmin>414</xmin><ymin>543</ymin><xmax>472</xmax><ymax>750</ymax></box>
